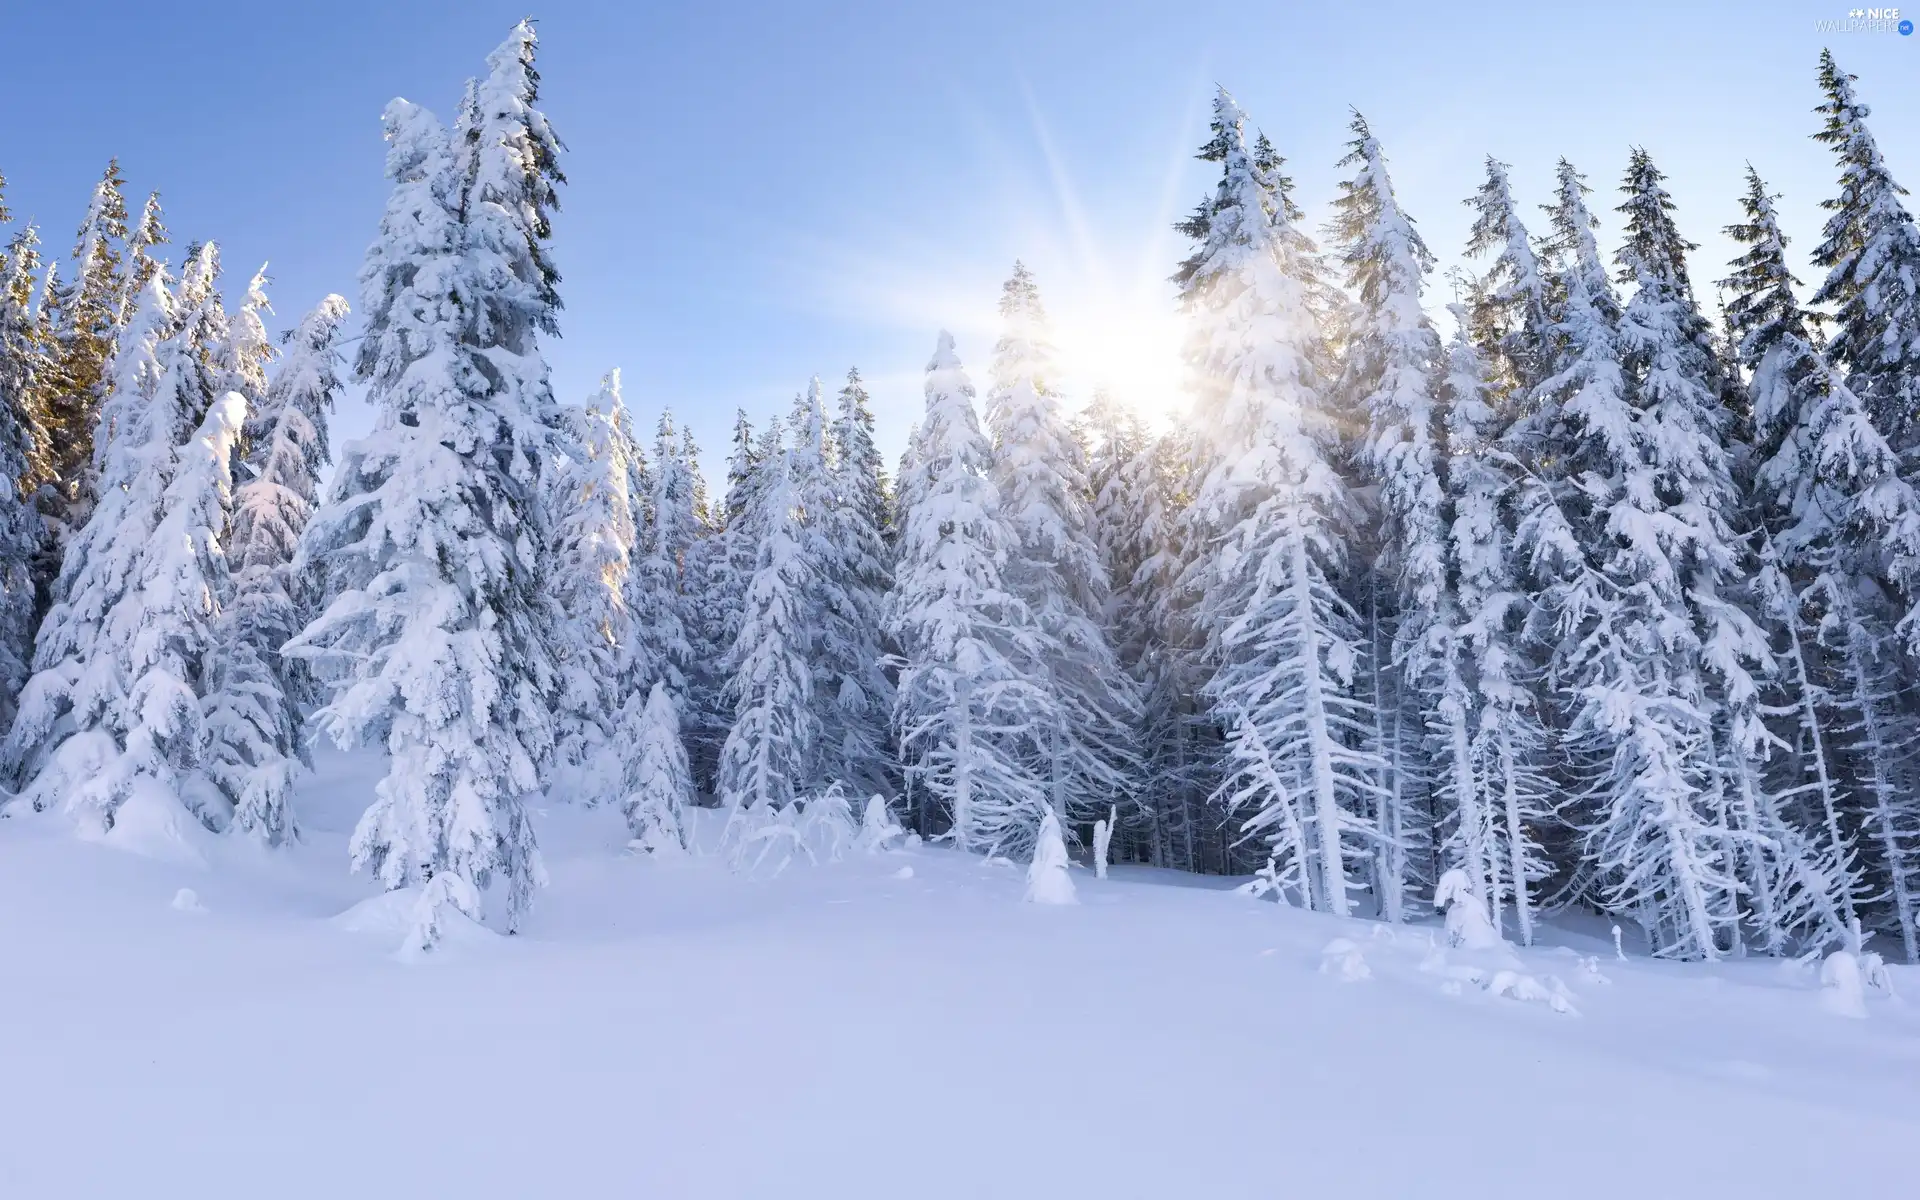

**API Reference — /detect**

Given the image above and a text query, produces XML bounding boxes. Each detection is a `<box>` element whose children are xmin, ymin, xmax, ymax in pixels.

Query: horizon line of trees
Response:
<box><xmin>1</xmin><ymin>32</ymin><xmax>1917</xmax><ymax>962</ymax></box>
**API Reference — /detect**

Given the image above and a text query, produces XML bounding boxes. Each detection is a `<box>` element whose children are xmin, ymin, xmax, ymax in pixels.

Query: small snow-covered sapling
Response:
<box><xmin>731</xmin><ymin>802</ymin><xmax>808</xmax><ymax>876</ymax></box>
<box><xmin>855</xmin><ymin>793</ymin><xmax>905</xmax><ymax>854</ymax></box>
<box><xmin>1435</xmin><ymin>868</ymin><xmax>1501</xmax><ymax>950</ymax></box>
<box><xmin>1093</xmin><ymin>808</ymin><xmax>1114</xmax><ymax>881</ymax></box>
<box><xmin>801</xmin><ymin>782</ymin><xmax>856</xmax><ymax>862</ymax></box>
<box><xmin>1025</xmin><ymin>809</ymin><xmax>1078</xmax><ymax>905</ymax></box>
<box><xmin>622</xmin><ymin>682</ymin><xmax>694</xmax><ymax>857</ymax></box>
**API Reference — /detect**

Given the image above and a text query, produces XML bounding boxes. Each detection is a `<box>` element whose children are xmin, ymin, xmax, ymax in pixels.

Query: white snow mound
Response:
<box><xmin>332</xmin><ymin>887</ymin><xmax>498</xmax><ymax>955</ymax></box>
<box><xmin>1320</xmin><ymin>938</ymin><xmax>1372</xmax><ymax>981</ymax></box>
<box><xmin>1420</xmin><ymin>940</ymin><xmax>1577</xmax><ymax>1014</ymax></box>
<box><xmin>95</xmin><ymin>780</ymin><xmax>217</xmax><ymax>867</ymax></box>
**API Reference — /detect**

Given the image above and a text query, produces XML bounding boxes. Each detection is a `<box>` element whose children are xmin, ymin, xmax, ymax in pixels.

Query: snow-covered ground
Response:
<box><xmin>3</xmin><ymin>750</ymin><xmax>1916</xmax><ymax>1199</ymax></box>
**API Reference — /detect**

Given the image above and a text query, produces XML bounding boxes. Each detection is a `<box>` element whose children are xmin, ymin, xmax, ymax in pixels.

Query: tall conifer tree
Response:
<box><xmin>7</xmin><ymin>272</ymin><xmax>244</xmax><ymax>831</ymax></box>
<box><xmin>547</xmin><ymin>370</ymin><xmax>640</xmax><ymax>787</ymax></box>
<box><xmin>290</xmin><ymin>23</ymin><xmax>568</xmax><ymax>950</ymax></box>
<box><xmin>820</xmin><ymin>368</ymin><xmax>896</xmax><ymax>794</ymax></box>
<box><xmin>1811</xmin><ymin>52</ymin><xmax>1920</xmax><ymax>461</ymax></box>
<box><xmin>1179</xmin><ymin>90</ymin><xmax>1380</xmax><ymax>915</ymax></box>
<box><xmin>1463</xmin><ymin>157</ymin><xmax>1553</xmax><ymax>400</ymax></box>
<box><xmin>1727</xmin><ymin>167</ymin><xmax>1913</xmax><ymax>956</ymax></box>
<box><xmin>207</xmin><ymin>294</ymin><xmax>348</xmax><ymax>844</ymax></box>
<box><xmin>42</xmin><ymin>160</ymin><xmax>129</xmax><ymax>540</ymax></box>
<box><xmin>717</xmin><ymin>446</ymin><xmax>816</xmax><ymax>823</ymax></box>
<box><xmin>887</xmin><ymin>333</ymin><xmax>1051</xmax><ymax>853</ymax></box>
<box><xmin>1439</xmin><ymin>317</ymin><xmax>1555</xmax><ymax>943</ymax></box>
<box><xmin>1331</xmin><ymin>112</ymin><xmax>1448</xmax><ymax>921</ymax></box>
<box><xmin>0</xmin><ymin>219</ymin><xmax>48</xmax><ymax>716</ymax></box>
<box><xmin>987</xmin><ymin>264</ymin><xmax>1139</xmax><ymax>835</ymax></box>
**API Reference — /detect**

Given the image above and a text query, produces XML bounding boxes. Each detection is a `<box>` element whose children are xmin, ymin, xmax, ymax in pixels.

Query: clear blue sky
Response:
<box><xmin>5</xmin><ymin>1</ymin><xmax>1915</xmax><ymax>473</ymax></box>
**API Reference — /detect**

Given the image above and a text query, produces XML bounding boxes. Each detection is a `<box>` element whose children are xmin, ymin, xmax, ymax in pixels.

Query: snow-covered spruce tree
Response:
<box><xmin>204</xmin><ymin>293</ymin><xmax>350</xmax><ymax>845</ymax></box>
<box><xmin>628</xmin><ymin>406</ymin><xmax>700</xmax><ymax>701</ymax></box>
<box><xmin>546</xmin><ymin>370</ymin><xmax>640</xmax><ymax>791</ymax></box>
<box><xmin>1080</xmin><ymin>390</ymin><xmax>1155</xmax><ymax>674</ymax></box>
<box><xmin>1453</xmin><ymin>162</ymin><xmax>1568</xmax><ymax>921</ymax></box>
<box><xmin>987</xmin><ymin>263</ymin><xmax>1139</xmax><ymax>838</ymax></box>
<box><xmin>1100</xmin><ymin>422</ymin><xmax>1214</xmax><ymax>872</ymax></box>
<box><xmin>598</xmin><ymin>401</ymin><xmax>707</xmax><ymax>821</ymax></box>
<box><xmin>114</xmin><ymin>190</ymin><xmax>167</xmax><ymax>330</ymax></box>
<box><xmin>1498</xmin><ymin>163</ymin><xmax>1625</xmax><ymax>897</ymax></box>
<box><xmin>835</xmin><ymin>368</ymin><xmax>894</xmax><ymax>540</ymax></box>
<box><xmin>1439</xmin><ymin>313</ymin><xmax>1555</xmax><ymax>945</ymax></box>
<box><xmin>1329</xmin><ymin>112</ymin><xmax>1445</xmax><ymax>923</ymax></box>
<box><xmin>655</xmin><ymin>412</ymin><xmax>704</xmax><ymax>572</ymax></box>
<box><xmin>683</xmin><ymin>424</ymin><xmax>711</xmax><ymax>530</ymax></box>
<box><xmin>1462</xmin><ymin>156</ymin><xmax>1554</xmax><ymax>402</ymax></box>
<box><xmin>3</xmin><ymin>219</ymin><xmax>60</xmax><ymax>506</ymax></box>
<box><xmin>0</xmin><ymin>221</ymin><xmax>50</xmax><ymax>719</ymax></box>
<box><xmin>1141</xmin><ymin>443</ymin><xmax>1214</xmax><ymax>871</ymax></box>
<box><xmin>622</xmin><ymin>680</ymin><xmax>693</xmax><ymax>855</ymax></box>
<box><xmin>677</xmin><ymin>445</ymin><xmax>728</xmax><ymax>787</ymax></box>
<box><xmin>6</xmin><ymin>270</ymin><xmax>168</xmax><ymax>794</ymax></box>
<box><xmin>1811</xmin><ymin>52</ymin><xmax>1920</xmax><ymax>464</ymax></box>
<box><xmin>1621</xmin><ymin>149</ymin><xmax>1793</xmax><ymax>957</ymax></box>
<box><xmin>680</xmin><ymin>409</ymin><xmax>765</xmax><ymax>786</ymax></box>
<box><xmin>1080</xmin><ymin>387</ymin><xmax>1150</xmax><ymax>661</ymax></box>
<box><xmin>1726</xmin><ymin>166</ymin><xmax>1913</xmax><ymax>956</ymax></box>
<box><xmin>783</xmin><ymin>377</ymin><xmax>856</xmax><ymax>795</ymax></box>
<box><xmin>39</xmin><ymin>160</ymin><xmax>129</xmax><ymax>544</ymax></box>
<box><xmin>1166</xmin><ymin>94</ymin><xmax>1342</xmax><ymax>878</ymax></box>
<box><xmin>288</xmin><ymin>23</ymin><xmax>568</xmax><ymax>949</ymax></box>
<box><xmin>716</xmin><ymin>446</ymin><xmax>817</xmax><ymax>828</ymax></box>
<box><xmin>1178</xmin><ymin>89</ymin><xmax>1381</xmax><ymax>915</ymax></box>
<box><xmin>5</xmin><ymin>270</ymin><xmax>244</xmax><ymax>830</ymax></box>
<box><xmin>1804</xmin><ymin>61</ymin><xmax>1920</xmax><ymax>954</ymax></box>
<box><xmin>169</xmin><ymin>243</ymin><xmax>235</xmax><ymax>434</ymax></box>
<box><xmin>819</xmin><ymin>368</ymin><xmax>896</xmax><ymax>795</ymax></box>
<box><xmin>1080</xmin><ymin>390</ymin><xmax>1166</xmax><ymax>860</ymax></box>
<box><xmin>1516</xmin><ymin>153</ymin><xmax>1753</xmax><ymax>958</ymax></box>
<box><xmin>221</xmin><ymin>265</ymin><xmax>276</xmax><ymax>430</ymax></box>
<box><xmin>1189</xmin><ymin>124</ymin><xmax>1355</xmax><ymax>390</ymax></box>
<box><xmin>886</xmin><ymin>332</ymin><xmax>1051</xmax><ymax>854</ymax></box>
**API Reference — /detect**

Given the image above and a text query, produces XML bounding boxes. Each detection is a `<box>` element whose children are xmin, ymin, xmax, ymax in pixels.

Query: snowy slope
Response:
<box><xmin>2</xmin><ymin>749</ymin><xmax>1915</xmax><ymax>1199</ymax></box>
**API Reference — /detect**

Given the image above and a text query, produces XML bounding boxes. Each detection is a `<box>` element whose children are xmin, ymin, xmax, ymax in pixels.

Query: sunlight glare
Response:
<box><xmin>1051</xmin><ymin>290</ymin><xmax>1188</xmax><ymax>428</ymax></box>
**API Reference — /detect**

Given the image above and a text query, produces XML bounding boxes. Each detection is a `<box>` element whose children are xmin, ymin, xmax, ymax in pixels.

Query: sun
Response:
<box><xmin>1051</xmin><ymin>291</ymin><xmax>1189</xmax><ymax>428</ymax></box>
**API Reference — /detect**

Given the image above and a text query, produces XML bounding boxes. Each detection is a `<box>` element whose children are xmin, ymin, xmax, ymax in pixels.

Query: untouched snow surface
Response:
<box><xmin>3</xmin><ymin>749</ymin><xmax>1917</xmax><ymax>1198</ymax></box>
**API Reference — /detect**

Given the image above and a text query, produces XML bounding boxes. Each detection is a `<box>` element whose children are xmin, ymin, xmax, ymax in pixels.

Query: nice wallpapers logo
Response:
<box><xmin>1816</xmin><ymin>7</ymin><xmax>1915</xmax><ymax>33</ymax></box>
